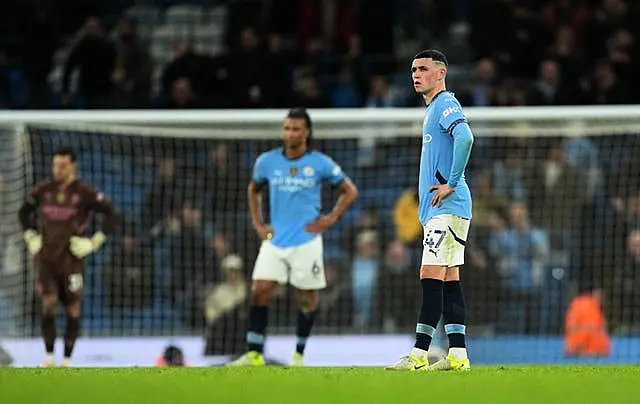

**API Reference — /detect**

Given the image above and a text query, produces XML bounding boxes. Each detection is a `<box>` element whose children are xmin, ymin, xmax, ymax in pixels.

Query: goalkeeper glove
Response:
<box><xmin>69</xmin><ymin>232</ymin><xmax>106</xmax><ymax>259</ymax></box>
<box><xmin>23</xmin><ymin>230</ymin><xmax>42</xmax><ymax>256</ymax></box>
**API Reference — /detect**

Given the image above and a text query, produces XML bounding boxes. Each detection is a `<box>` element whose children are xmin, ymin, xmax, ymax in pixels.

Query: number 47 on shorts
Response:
<box><xmin>424</xmin><ymin>229</ymin><xmax>446</xmax><ymax>250</ymax></box>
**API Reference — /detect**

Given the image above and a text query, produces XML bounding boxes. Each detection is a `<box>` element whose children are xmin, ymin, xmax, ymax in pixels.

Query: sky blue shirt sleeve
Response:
<box><xmin>321</xmin><ymin>154</ymin><xmax>346</xmax><ymax>185</ymax></box>
<box><xmin>448</xmin><ymin>122</ymin><xmax>474</xmax><ymax>188</ymax></box>
<box><xmin>437</xmin><ymin>97</ymin><xmax>473</xmax><ymax>188</ymax></box>
<box><xmin>438</xmin><ymin>98</ymin><xmax>466</xmax><ymax>133</ymax></box>
<box><xmin>252</xmin><ymin>153</ymin><xmax>268</xmax><ymax>184</ymax></box>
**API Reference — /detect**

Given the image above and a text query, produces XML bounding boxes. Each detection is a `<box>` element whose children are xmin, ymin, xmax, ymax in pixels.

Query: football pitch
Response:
<box><xmin>1</xmin><ymin>366</ymin><xmax>639</xmax><ymax>403</ymax></box>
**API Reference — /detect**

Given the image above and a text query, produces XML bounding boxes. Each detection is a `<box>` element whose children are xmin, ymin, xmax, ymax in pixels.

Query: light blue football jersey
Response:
<box><xmin>418</xmin><ymin>91</ymin><xmax>473</xmax><ymax>224</ymax></box>
<box><xmin>252</xmin><ymin>148</ymin><xmax>346</xmax><ymax>247</ymax></box>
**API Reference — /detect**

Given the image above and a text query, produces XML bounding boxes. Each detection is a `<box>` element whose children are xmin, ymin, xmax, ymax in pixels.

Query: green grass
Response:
<box><xmin>1</xmin><ymin>366</ymin><xmax>639</xmax><ymax>403</ymax></box>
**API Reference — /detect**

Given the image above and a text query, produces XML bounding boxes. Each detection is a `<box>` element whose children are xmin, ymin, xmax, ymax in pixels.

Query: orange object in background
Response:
<box><xmin>564</xmin><ymin>291</ymin><xmax>611</xmax><ymax>357</ymax></box>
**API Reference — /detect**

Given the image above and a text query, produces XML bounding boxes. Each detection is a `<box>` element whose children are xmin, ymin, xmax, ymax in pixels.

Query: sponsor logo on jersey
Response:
<box><xmin>442</xmin><ymin>107</ymin><xmax>462</xmax><ymax>118</ymax></box>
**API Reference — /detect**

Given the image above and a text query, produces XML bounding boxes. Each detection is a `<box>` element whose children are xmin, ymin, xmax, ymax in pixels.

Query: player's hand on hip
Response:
<box><xmin>255</xmin><ymin>223</ymin><xmax>274</xmax><ymax>241</ymax></box>
<box><xmin>23</xmin><ymin>230</ymin><xmax>42</xmax><ymax>256</ymax></box>
<box><xmin>305</xmin><ymin>215</ymin><xmax>337</xmax><ymax>233</ymax></box>
<box><xmin>429</xmin><ymin>184</ymin><xmax>455</xmax><ymax>208</ymax></box>
<box><xmin>69</xmin><ymin>232</ymin><xmax>106</xmax><ymax>258</ymax></box>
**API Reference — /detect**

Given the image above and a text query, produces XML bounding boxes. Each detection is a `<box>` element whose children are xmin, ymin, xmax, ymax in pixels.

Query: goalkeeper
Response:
<box><xmin>18</xmin><ymin>147</ymin><xmax>117</xmax><ymax>367</ymax></box>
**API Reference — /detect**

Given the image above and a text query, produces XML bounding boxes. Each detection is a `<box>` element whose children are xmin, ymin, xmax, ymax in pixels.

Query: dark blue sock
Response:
<box><xmin>414</xmin><ymin>278</ymin><xmax>444</xmax><ymax>351</ymax></box>
<box><xmin>443</xmin><ymin>281</ymin><xmax>467</xmax><ymax>348</ymax></box>
<box><xmin>296</xmin><ymin>310</ymin><xmax>318</xmax><ymax>355</ymax></box>
<box><xmin>247</xmin><ymin>306</ymin><xmax>268</xmax><ymax>353</ymax></box>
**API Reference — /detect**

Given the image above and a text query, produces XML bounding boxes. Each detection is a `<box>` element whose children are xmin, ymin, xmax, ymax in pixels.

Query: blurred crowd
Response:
<box><xmin>0</xmin><ymin>0</ymin><xmax>639</xmax><ymax>109</ymax></box>
<box><xmin>0</xmin><ymin>0</ymin><xmax>639</xmax><ymax>355</ymax></box>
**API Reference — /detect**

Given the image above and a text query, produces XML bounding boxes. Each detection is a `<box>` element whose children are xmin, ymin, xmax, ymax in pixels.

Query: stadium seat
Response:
<box><xmin>164</xmin><ymin>5</ymin><xmax>203</xmax><ymax>26</ymax></box>
<box><xmin>192</xmin><ymin>25</ymin><xmax>224</xmax><ymax>55</ymax></box>
<box><xmin>204</xmin><ymin>5</ymin><xmax>227</xmax><ymax>26</ymax></box>
<box><xmin>126</xmin><ymin>5</ymin><xmax>162</xmax><ymax>27</ymax></box>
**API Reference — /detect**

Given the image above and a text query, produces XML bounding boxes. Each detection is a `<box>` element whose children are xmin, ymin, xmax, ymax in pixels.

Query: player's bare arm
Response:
<box><xmin>305</xmin><ymin>178</ymin><xmax>358</xmax><ymax>233</ymax></box>
<box><xmin>248</xmin><ymin>180</ymin><xmax>273</xmax><ymax>240</ymax></box>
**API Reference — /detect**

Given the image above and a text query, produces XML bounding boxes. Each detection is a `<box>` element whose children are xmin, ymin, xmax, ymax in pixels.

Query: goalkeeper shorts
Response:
<box><xmin>421</xmin><ymin>214</ymin><xmax>470</xmax><ymax>268</ymax></box>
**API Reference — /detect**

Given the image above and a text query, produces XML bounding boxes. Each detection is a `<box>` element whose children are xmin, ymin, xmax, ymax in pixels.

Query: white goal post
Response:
<box><xmin>0</xmin><ymin>104</ymin><xmax>639</xmax><ymax>137</ymax></box>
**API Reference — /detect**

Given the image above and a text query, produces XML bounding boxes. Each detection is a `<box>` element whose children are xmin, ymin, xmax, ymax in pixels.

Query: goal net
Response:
<box><xmin>1</xmin><ymin>106</ymin><xmax>639</xmax><ymax>365</ymax></box>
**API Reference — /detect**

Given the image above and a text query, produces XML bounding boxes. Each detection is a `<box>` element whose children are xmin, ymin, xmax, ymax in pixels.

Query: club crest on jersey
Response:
<box><xmin>303</xmin><ymin>166</ymin><xmax>314</xmax><ymax>176</ymax></box>
<box><xmin>56</xmin><ymin>192</ymin><xmax>66</xmax><ymax>204</ymax></box>
<box><xmin>289</xmin><ymin>166</ymin><xmax>298</xmax><ymax>176</ymax></box>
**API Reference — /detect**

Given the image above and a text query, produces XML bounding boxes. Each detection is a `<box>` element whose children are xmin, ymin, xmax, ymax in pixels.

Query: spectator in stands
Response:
<box><xmin>492</xmin><ymin>145</ymin><xmax>528</xmax><ymax>203</ymax></box>
<box><xmin>224</xmin><ymin>0</ymin><xmax>264</xmax><ymax>52</ymax></box>
<box><xmin>364</xmin><ymin>75</ymin><xmax>403</xmax><ymax>108</ymax></box>
<box><xmin>490</xmin><ymin>202</ymin><xmax>550</xmax><ymax>334</ymax></box>
<box><xmin>103</xmin><ymin>226</ymin><xmax>154</xmax><ymax>310</ymax></box>
<box><xmin>144</xmin><ymin>157</ymin><xmax>180</xmax><ymax>233</ymax></box>
<box><xmin>164</xmin><ymin>77</ymin><xmax>200</xmax><ymax>109</ymax></box>
<box><xmin>227</xmin><ymin>26</ymin><xmax>271</xmax><ymax>108</ymax></box>
<box><xmin>204</xmin><ymin>254</ymin><xmax>248</xmax><ymax>356</ymax></box>
<box><xmin>607</xmin><ymin>28</ymin><xmax>636</xmax><ymax>88</ymax></box>
<box><xmin>204</xmin><ymin>143</ymin><xmax>249</xmax><ymax>221</ymax></box>
<box><xmin>62</xmin><ymin>16</ymin><xmax>116</xmax><ymax>108</ymax></box>
<box><xmin>469</xmin><ymin>169</ymin><xmax>510</xmax><ymax>251</ymax></box>
<box><xmin>22</xmin><ymin>1</ymin><xmax>59</xmax><ymax>108</ymax></box>
<box><xmin>266</xmin><ymin>30</ymin><xmax>295</xmax><ymax>108</ymax></box>
<box><xmin>208</xmin><ymin>230</ymin><xmax>235</xmax><ymax>283</ymax></box>
<box><xmin>495</xmin><ymin>79</ymin><xmax>530</xmax><ymax>107</ymax></box>
<box><xmin>587</xmin><ymin>0</ymin><xmax>632</xmax><ymax>59</ymax></box>
<box><xmin>548</xmin><ymin>25</ymin><xmax>586</xmax><ymax>86</ymax></box>
<box><xmin>351</xmin><ymin>230</ymin><xmax>379</xmax><ymax>330</ymax></box>
<box><xmin>580</xmin><ymin>59</ymin><xmax>631</xmax><ymax>104</ymax></box>
<box><xmin>342</xmin><ymin>205</ymin><xmax>386</xmax><ymax>260</ymax></box>
<box><xmin>161</xmin><ymin>42</ymin><xmax>212</xmax><ymax>103</ymax></box>
<box><xmin>378</xmin><ymin>239</ymin><xmax>417</xmax><ymax>332</ymax></box>
<box><xmin>525</xmin><ymin>139</ymin><xmax>587</xmax><ymax>250</ymax></box>
<box><xmin>392</xmin><ymin>188</ymin><xmax>421</xmax><ymax>244</ymax></box>
<box><xmin>292</xmin><ymin>69</ymin><xmax>331</xmax><ymax>108</ymax></box>
<box><xmin>528</xmin><ymin>59</ymin><xmax>576</xmax><ymax>105</ymax></box>
<box><xmin>459</xmin><ymin>58</ymin><xmax>500</xmax><ymax>107</ymax></box>
<box><xmin>167</xmin><ymin>201</ymin><xmax>208</xmax><ymax>326</ymax></box>
<box><xmin>331</xmin><ymin>61</ymin><xmax>362</xmax><ymax>107</ymax></box>
<box><xmin>112</xmin><ymin>16</ymin><xmax>152</xmax><ymax>108</ymax></box>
